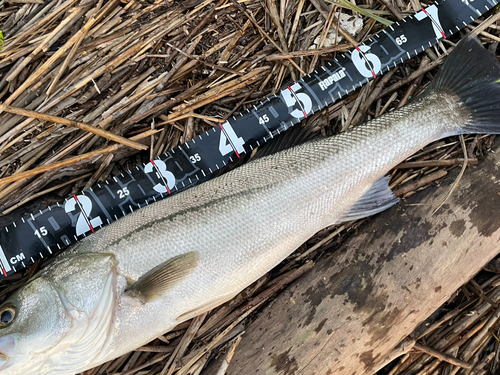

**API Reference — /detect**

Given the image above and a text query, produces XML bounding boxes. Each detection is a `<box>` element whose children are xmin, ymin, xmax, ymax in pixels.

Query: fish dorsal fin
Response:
<box><xmin>339</xmin><ymin>176</ymin><xmax>399</xmax><ymax>223</ymax></box>
<box><xmin>126</xmin><ymin>252</ymin><xmax>199</xmax><ymax>303</ymax></box>
<box><xmin>252</xmin><ymin>124</ymin><xmax>321</xmax><ymax>159</ymax></box>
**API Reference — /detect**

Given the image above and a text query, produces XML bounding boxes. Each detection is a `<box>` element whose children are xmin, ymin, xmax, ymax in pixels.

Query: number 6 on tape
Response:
<box><xmin>351</xmin><ymin>45</ymin><xmax>382</xmax><ymax>78</ymax></box>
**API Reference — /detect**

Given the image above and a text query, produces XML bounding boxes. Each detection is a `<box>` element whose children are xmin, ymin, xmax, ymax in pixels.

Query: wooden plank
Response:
<box><xmin>225</xmin><ymin>139</ymin><xmax>500</xmax><ymax>375</ymax></box>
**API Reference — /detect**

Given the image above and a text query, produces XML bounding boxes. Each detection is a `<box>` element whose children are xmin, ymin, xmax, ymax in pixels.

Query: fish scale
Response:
<box><xmin>0</xmin><ymin>0</ymin><xmax>497</xmax><ymax>277</ymax></box>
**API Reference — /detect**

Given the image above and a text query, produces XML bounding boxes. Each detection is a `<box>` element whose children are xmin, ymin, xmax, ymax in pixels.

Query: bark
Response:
<box><xmin>225</xmin><ymin>139</ymin><xmax>500</xmax><ymax>375</ymax></box>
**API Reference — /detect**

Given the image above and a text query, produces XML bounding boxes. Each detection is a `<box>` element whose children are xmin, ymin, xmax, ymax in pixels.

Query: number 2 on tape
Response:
<box><xmin>65</xmin><ymin>195</ymin><xmax>103</xmax><ymax>236</ymax></box>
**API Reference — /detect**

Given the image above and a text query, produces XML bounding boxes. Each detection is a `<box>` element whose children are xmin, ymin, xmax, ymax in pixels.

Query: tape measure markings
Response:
<box><xmin>72</xmin><ymin>195</ymin><xmax>95</xmax><ymax>233</ymax></box>
<box><xmin>0</xmin><ymin>247</ymin><xmax>10</xmax><ymax>276</ymax></box>
<box><xmin>422</xmin><ymin>8</ymin><xmax>447</xmax><ymax>38</ymax></box>
<box><xmin>354</xmin><ymin>46</ymin><xmax>378</xmax><ymax>79</ymax></box>
<box><xmin>149</xmin><ymin>159</ymin><xmax>172</xmax><ymax>194</ymax></box>
<box><xmin>219</xmin><ymin>123</ymin><xmax>241</xmax><ymax>158</ymax></box>
<box><xmin>0</xmin><ymin>0</ymin><xmax>495</xmax><ymax>277</ymax></box>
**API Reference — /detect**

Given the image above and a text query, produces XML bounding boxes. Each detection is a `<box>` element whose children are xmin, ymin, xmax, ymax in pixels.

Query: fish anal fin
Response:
<box><xmin>176</xmin><ymin>292</ymin><xmax>238</xmax><ymax>322</ymax></box>
<box><xmin>339</xmin><ymin>176</ymin><xmax>399</xmax><ymax>223</ymax></box>
<box><xmin>126</xmin><ymin>252</ymin><xmax>199</xmax><ymax>303</ymax></box>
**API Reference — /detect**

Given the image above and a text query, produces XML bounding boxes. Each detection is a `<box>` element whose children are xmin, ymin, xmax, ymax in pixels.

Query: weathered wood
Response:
<box><xmin>226</xmin><ymin>139</ymin><xmax>500</xmax><ymax>375</ymax></box>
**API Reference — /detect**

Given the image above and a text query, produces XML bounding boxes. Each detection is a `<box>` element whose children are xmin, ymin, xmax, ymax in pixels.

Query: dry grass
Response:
<box><xmin>0</xmin><ymin>0</ymin><xmax>499</xmax><ymax>374</ymax></box>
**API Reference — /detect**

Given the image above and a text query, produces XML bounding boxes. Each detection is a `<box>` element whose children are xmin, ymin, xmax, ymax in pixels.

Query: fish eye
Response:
<box><xmin>0</xmin><ymin>305</ymin><xmax>16</xmax><ymax>326</ymax></box>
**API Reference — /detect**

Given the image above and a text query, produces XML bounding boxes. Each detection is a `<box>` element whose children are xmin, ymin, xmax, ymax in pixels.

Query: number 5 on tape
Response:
<box><xmin>281</xmin><ymin>83</ymin><xmax>312</xmax><ymax>119</ymax></box>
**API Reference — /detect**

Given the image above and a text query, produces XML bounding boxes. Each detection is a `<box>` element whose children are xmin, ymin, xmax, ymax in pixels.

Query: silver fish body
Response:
<box><xmin>0</xmin><ymin>36</ymin><xmax>499</xmax><ymax>375</ymax></box>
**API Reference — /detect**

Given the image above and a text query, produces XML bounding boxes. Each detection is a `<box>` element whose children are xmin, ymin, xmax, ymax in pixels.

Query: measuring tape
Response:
<box><xmin>0</xmin><ymin>0</ymin><xmax>496</xmax><ymax>277</ymax></box>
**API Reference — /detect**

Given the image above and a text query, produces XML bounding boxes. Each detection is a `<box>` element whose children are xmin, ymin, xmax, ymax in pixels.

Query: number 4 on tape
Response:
<box><xmin>219</xmin><ymin>122</ymin><xmax>245</xmax><ymax>157</ymax></box>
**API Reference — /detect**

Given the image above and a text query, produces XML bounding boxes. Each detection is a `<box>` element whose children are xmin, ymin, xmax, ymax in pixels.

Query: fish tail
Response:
<box><xmin>423</xmin><ymin>35</ymin><xmax>500</xmax><ymax>136</ymax></box>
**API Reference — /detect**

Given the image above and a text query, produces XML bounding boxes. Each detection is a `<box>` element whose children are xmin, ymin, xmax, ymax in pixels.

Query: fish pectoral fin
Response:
<box><xmin>176</xmin><ymin>292</ymin><xmax>239</xmax><ymax>322</ymax></box>
<box><xmin>125</xmin><ymin>251</ymin><xmax>199</xmax><ymax>303</ymax></box>
<box><xmin>339</xmin><ymin>176</ymin><xmax>399</xmax><ymax>223</ymax></box>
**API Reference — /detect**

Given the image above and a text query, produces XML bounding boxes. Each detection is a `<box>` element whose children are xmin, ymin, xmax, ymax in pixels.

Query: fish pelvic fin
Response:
<box><xmin>125</xmin><ymin>251</ymin><xmax>199</xmax><ymax>303</ymax></box>
<box><xmin>339</xmin><ymin>176</ymin><xmax>399</xmax><ymax>223</ymax></box>
<box><xmin>421</xmin><ymin>35</ymin><xmax>500</xmax><ymax>136</ymax></box>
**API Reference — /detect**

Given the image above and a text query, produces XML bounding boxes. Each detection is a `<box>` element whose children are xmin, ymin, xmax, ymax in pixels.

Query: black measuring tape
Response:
<box><xmin>0</xmin><ymin>0</ymin><xmax>496</xmax><ymax>277</ymax></box>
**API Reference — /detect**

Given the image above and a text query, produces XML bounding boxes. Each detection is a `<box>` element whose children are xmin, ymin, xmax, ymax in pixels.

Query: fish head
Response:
<box><xmin>0</xmin><ymin>275</ymin><xmax>72</xmax><ymax>374</ymax></box>
<box><xmin>0</xmin><ymin>252</ymin><xmax>118</xmax><ymax>375</ymax></box>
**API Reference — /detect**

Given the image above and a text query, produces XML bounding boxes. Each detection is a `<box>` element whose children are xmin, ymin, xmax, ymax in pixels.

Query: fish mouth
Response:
<box><xmin>0</xmin><ymin>353</ymin><xmax>9</xmax><ymax>371</ymax></box>
<box><xmin>0</xmin><ymin>335</ymin><xmax>14</xmax><ymax>370</ymax></box>
<box><xmin>0</xmin><ymin>335</ymin><xmax>15</xmax><ymax>355</ymax></box>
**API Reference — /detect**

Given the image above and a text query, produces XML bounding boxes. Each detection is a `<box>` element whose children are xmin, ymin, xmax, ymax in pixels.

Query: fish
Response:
<box><xmin>0</xmin><ymin>35</ymin><xmax>499</xmax><ymax>375</ymax></box>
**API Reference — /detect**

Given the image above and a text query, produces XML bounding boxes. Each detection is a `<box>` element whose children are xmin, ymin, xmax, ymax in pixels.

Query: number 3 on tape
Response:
<box><xmin>144</xmin><ymin>160</ymin><xmax>175</xmax><ymax>194</ymax></box>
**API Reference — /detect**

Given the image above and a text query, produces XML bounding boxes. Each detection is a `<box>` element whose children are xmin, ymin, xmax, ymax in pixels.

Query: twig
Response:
<box><xmin>377</xmin><ymin>0</ymin><xmax>403</xmax><ymax>20</ymax></box>
<box><xmin>378</xmin><ymin>56</ymin><xmax>446</xmax><ymax>98</ymax></box>
<box><xmin>413</xmin><ymin>342</ymin><xmax>472</xmax><ymax>369</ymax></box>
<box><xmin>176</xmin><ymin>304</ymin><xmax>261</xmax><ymax>375</ymax></box>
<box><xmin>1</xmin><ymin>105</ymin><xmax>147</xmax><ymax>150</ymax></box>
<box><xmin>0</xmin><ymin>130</ymin><xmax>158</xmax><ymax>186</ymax></box>
<box><xmin>2</xmin><ymin>173</ymin><xmax>92</xmax><ymax>215</ymax></box>
<box><xmin>433</xmin><ymin>135</ymin><xmax>468</xmax><ymax>214</ymax></box>
<box><xmin>309</xmin><ymin>0</ymin><xmax>359</xmax><ymax>46</ymax></box>
<box><xmin>396</xmin><ymin>56</ymin><xmax>430</xmax><ymax>109</ymax></box>
<box><xmin>393</xmin><ymin>170</ymin><xmax>447</xmax><ymax>197</ymax></box>
<box><xmin>215</xmin><ymin>333</ymin><xmax>244</xmax><ymax>375</ymax></box>
<box><xmin>229</xmin><ymin>0</ymin><xmax>306</xmax><ymax>75</ymax></box>
<box><xmin>396</xmin><ymin>158</ymin><xmax>477</xmax><ymax>169</ymax></box>
<box><xmin>266</xmin><ymin>45</ymin><xmax>352</xmax><ymax>61</ymax></box>
<box><xmin>160</xmin><ymin>313</ymin><xmax>207</xmax><ymax>375</ymax></box>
